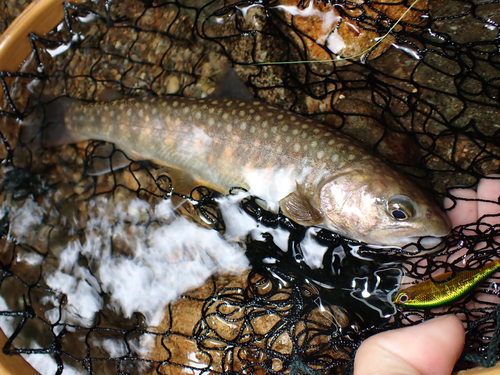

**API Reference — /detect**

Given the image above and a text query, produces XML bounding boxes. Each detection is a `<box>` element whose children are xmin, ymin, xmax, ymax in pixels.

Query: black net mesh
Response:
<box><xmin>0</xmin><ymin>0</ymin><xmax>499</xmax><ymax>374</ymax></box>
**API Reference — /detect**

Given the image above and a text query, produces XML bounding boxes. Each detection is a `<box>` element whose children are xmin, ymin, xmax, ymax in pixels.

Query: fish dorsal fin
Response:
<box><xmin>279</xmin><ymin>183</ymin><xmax>323</xmax><ymax>226</ymax></box>
<box><xmin>208</xmin><ymin>68</ymin><xmax>255</xmax><ymax>101</ymax></box>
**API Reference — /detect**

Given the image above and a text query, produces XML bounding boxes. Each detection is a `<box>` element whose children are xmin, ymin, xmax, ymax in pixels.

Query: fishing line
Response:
<box><xmin>251</xmin><ymin>0</ymin><xmax>422</xmax><ymax>66</ymax></box>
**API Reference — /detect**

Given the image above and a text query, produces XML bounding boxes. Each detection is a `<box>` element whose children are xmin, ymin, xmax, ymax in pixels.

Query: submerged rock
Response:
<box><xmin>144</xmin><ymin>271</ymin><xmax>359</xmax><ymax>374</ymax></box>
<box><xmin>269</xmin><ymin>0</ymin><xmax>429</xmax><ymax>64</ymax></box>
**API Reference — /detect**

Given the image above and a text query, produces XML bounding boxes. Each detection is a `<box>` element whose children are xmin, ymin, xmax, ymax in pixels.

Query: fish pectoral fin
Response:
<box><xmin>279</xmin><ymin>192</ymin><xmax>323</xmax><ymax>226</ymax></box>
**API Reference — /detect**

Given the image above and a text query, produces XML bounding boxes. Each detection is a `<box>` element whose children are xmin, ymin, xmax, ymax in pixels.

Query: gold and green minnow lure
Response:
<box><xmin>393</xmin><ymin>259</ymin><xmax>500</xmax><ymax>308</ymax></box>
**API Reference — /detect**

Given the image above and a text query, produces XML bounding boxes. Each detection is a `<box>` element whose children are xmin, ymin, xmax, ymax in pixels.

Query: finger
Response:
<box><xmin>477</xmin><ymin>175</ymin><xmax>500</xmax><ymax>226</ymax></box>
<box><xmin>444</xmin><ymin>189</ymin><xmax>478</xmax><ymax>228</ymax></box>
<box><xmin>354</xmin><ymin>315</ymin><xmax>465</xmax><ymax>375</ymax></box>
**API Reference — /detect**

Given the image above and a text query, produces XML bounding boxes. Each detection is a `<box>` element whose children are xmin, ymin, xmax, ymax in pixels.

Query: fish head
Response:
<box><xmin>317</xmin><ymin>167</ymin><xmax>451</xmax><ymax>248</ymax></box>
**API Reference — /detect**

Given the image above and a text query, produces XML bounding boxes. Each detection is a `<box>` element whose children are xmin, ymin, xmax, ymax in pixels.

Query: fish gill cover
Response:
<box><xmin>0</xmin><ymin>0</ymin><xmax>499</xmax><ymax>374</ymax></box>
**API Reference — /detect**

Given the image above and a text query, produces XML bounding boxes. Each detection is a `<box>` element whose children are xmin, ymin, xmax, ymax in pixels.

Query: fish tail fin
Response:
<box><xmin>21</xmin><ymin>96</ymin><xmax>84</xmax><ymax>148</ymax></box>
<box><xmin>41</xmin><ymin>97</ymin><xmax>83</xmax><ymax>147</ymax></box>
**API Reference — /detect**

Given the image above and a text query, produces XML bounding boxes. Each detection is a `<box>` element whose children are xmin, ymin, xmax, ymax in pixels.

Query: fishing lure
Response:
<box><xmin>393</xmin><ymin>259</ymin><xmax>500</xmax><ymax>308</ymax></box>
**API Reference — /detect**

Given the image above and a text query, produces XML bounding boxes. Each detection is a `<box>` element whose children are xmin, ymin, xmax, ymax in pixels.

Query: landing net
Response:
<box><xmin>0</xmin><ymin>0</ymin><xmax>499</xmax><ymax>373</ymax></box>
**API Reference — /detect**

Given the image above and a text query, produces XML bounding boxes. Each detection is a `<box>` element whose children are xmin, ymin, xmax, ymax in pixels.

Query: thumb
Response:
<box><xmin>354</xmin><ymin>315</ymin><xmax>465</xmax><ymax>375</ymax></box>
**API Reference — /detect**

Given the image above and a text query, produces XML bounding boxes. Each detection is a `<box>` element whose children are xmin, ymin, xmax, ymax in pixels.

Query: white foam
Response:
<box><xmin>32</xmin><ymin>196</ymin><xmax>250</xmax><ymax>327</ymax></box>
<box><xmin>2</xmin><ymin>193</ymin><xmax>253</xmax><ymax>370</ymax></box>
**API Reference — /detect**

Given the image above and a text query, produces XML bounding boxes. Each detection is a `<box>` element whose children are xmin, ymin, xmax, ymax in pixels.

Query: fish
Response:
<box><xmin>393</xmin><ymin>259</ymin><xmax>500</xmax><ymax>308</ymax></box>
<box><xmin>37</xmin><ymin>88</ymin><xmax>451</xmax><ymax>248</ymax></box>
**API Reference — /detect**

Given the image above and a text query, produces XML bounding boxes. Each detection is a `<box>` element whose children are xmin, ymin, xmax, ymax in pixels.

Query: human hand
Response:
<box><xmin>353</xmin><ymin>175</ymin><xmax>500</xmax><ymax>375</ymax></box>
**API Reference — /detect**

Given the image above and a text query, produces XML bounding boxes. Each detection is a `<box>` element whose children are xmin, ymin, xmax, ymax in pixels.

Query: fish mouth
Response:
<box><xmin>409</xmin><ymin>235</ymin><xmax>446</xmax><ymax>249</ymax></box>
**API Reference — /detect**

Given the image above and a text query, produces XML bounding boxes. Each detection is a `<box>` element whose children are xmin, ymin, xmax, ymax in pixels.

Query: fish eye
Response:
<box><xmin>387</xmin><ymin>195</ymin><xmax>415</xmax><ymax>221</ymax></box>
<box><xmin>397</xmin><ymin>293</ymin><xmax>409</xmax><ymax>304</ymax></box>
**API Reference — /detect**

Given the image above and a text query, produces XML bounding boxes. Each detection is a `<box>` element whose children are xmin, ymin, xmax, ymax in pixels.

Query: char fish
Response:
<box><xmin>40</xmin><ymin>93</ymin><xmax>450</xmax><ymax>248</ymax></box>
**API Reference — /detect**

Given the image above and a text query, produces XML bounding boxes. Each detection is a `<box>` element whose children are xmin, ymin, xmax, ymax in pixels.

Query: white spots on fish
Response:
<box><xmin>317</xmin><ymin>150</ymin><xmax>325</xmax><ymax>159</ymax></box>
<box><xmin>195</xmin><ymin>111</ymin><xmax>202</xmax><ymax>120</ymax></box>
<box><xmin>277</xmin><ymin>114</ymin><xmax>284</xmax><ymax>120</ymax></box>
<box><xmin>227</xmin><ymin>124</ymin><xmax>232</xmax><ymax>132</ymax></box>
<box><xmin>263</xmin><ymin>132</ymin><xmax>269</xmax><ymax>139</ymax></box>
<box><xmin>226</xmin><ymin>101</ymin><xmax>233</xmax><ymax>107</ymax></box>
<box><xmin>328</xmin><ymin>139</ymin><xmax>335</xmax><ymax>146</ymax></box>
<box><xmin>172</xmin><ymin>101</ymin><xmax>178</xmax><ymax>108</ymax></box>
<box><xmin>144</xmin><ymin>115</ymin><xmax>151</xmax><ymax>123</ymax></box>
<box><xmin>208</xmin><ymin>118</ymin><xmax>215</xmax><ymax>126</ymax></box>
<box><xmin>266</xmin><ymin>112</ymin><xmax>274</xmax><ymax>117</ymax></box>
<box><xmin>292</xmin><ymin>129</ymin><xmax>299</xmax><ymax>135</ymax></box>
<box><xmin>290</xmin><ymin>116</ymin><xmax>296</xmax><ymax>121</ymax></box>
<box><xmin>261</xmin><ymin>121</ymin><xmax>268</xmax><ymax>128</ymax></box>
<box><xmin>241</xmin><ymin>123</ymin><xmax>247</xmax><ymax>131</ymax></box>
<box><xmin>301</xmin><ymin>132</ymin><xmax>308</xmax><ymax>139</ymax></box>
<box><xmin>211</xmin><ymin>100</ymin><xmax>219</xmax><ymax>105</ymax></box>
<box><xmin>253</xmin><ymin>101</ymin><xmax>260</xmax><ymax>106</ymax></box>
<box><xmin>282</xmin><ymin>125</ymin><xmax>289</xmax><ymax>132</ymax></box>
<box><xmin>275</xmin><ymin>134</ymin><xmax>281</xmax><ymax>142</ymax></box>
<box><xmin>239</xmin><ymin>110</ymin><xmax>245</xmax><ymax>117</ymax></box>
<box><xmin>285</xmin><ymin>136</ymin><xmax>291</xmax><ymax>143</ymax></box>
<box><xmin>294</xmin><ymin>144</ymin><xmax>301</xmax><ymax>152</ymax></box>
<box><xmin>271</xmin><ymin>126</ymin><xmax>277</xmax><ymax>133</ymax></box>
<box><xmin>209</xmin><ymin>107</ymin><xmax>216</xmax><ymax>114</ymax></box>
<box><xmin>250</xmin><ymin>125</ymin><xmax>256</xmax><ymax>133</ymax></box>
<box><xmin>134</xmin><ymin>102</ymin><xmax>141</xmax><ymax>108</ymax></box>
<box><xmin>183</xmin><ymin>107</ymin><xmax>190</xmax><ymax>114</ymax></box>
<box><xmin>254</xmin><ymin>115</ymin><xmax>261</xmax><ymax>121</ymax></box>
<box><xmin>331</xmin><ymin>154</ymin><xmax>339</xmax><ymax>163</ymax></box>
<box><xmin>302</xmin><ymin>124</ymin><xmax>309</xmax><ymax>130</ymax></box>
<box><xmin>311</xmin><ymin>141</ymin><xmax>318</xmax><ymax>148</ymax></box>
<box><xmin>191</xmin><ymin>104</ymin><xmax>198</xmax><ymax>110</ymax></box>
<box><xmin>222</xmin><ymin>113</ymin><xmax>229</xmax><ymax>120</ymax></box>
<box><xmin>231</xmin><ymin>109</ymin><xmax>237</xmax><ymax>116</ymax></box>
<box><xmin>348</xmin><ymin>154</ymin><xmax>356</xmax><ymax>161</ymax></box>
<box><xmin>313</xmin><ymin>129</ymin><xmax>320</xmax><ymax>134</ymax></box>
